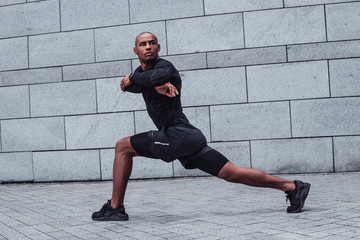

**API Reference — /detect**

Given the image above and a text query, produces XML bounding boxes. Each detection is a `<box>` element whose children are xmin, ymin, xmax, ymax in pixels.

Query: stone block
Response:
<box><xmin>0</xmin><ymin>152</ymin><xmax>33</xmax><ymax>182</ymax></box>
<box><xmin>326</xmin><ymin>2</ymin><xmax>360</xmax><ymax>41</ymax></box>
<box><xmin>33</xmin><ymin>150</ymin><xmax>100</xmax><ymax>182</ymax></box>
<box><xmin>130</xmin><ymin>0</ymin><xmax>203</xmax><ymax>23</ymax></box>
<box><xmin>1</xmin><ymin>117</ymin><xmax>65</xmax><ymax>152</ymax></box>
<box><xmin>65</xmin><ymin>112</ymin><xmax>134</xmax><ymax>149</ymax></box>
<box><xmin>204</xmin><ymin>0</ymin><xmax>283</xmax><ymax>14</ymax></box>
<box><xmin>183</xmin><ymin>107</ymin><xmax>211</xmax><ymax>141</ymax></box>
<box><xmin>207</xmin><ymin>46</ymin><xmax>286</xmax><ymax>68</ymax></box>
<box><xmin>63</xmin><ymin>61</ymin><xmax>131</xmax><ymax>81</ymax></box>
<box><xmin>131</xmin><ymin>156</ymin><xmax>173</xmax><ymax>179</ymax></box>
<box><xmin>131</xmin><ymin>53</ymin><xmax>207</xmax><ymax>71</ymax></box>
<box><xmin>0</xmin><ymin>67</ymin><xmax>62</xmax><ymax>87</ymax></box>
<box><xmin>0</xmin><ymin>0</ymin><xmax>59</xmax><ymax>38</ymax></box>
<box><xmin>100</xmin><ymin>149</ymin><xmax>173</xmax><ymax>180</ymax></box>
<box><xmin>334</xmin><ymin>136</ymin><xmax>360</xmax><ymax>172</ymax></box>
<box><xmin>209</xmin><ymin>141</ymin><xmax>251</xmax><ymax>168</ymax></box>
<box><xmin>247</xmin><ymin>61</ymin><xmax>329</xmax><ymax>102</ymax></box>
<box><xmin>181</xmin><ymin>67</ymin><xmax>247</xmax><ymax>107</ymax></box>
<box><xmin>167</xmin><ymin>14</ymin><xmax>243</xmax><ymax>55</ymax></box>
<box><xmin>0</xmin><ymin>37</ymin><xmax>27</xmax><ymax>71</ymax></box>
<box><xmin>285</xmin><ymin>0</ymin><xmax>359</xmax><ymax>7</ymax></box>
<box><xmin>244</xmin><ymin>6</ymin><xmax>326</xmax><ymax>47</ymax></box>
<box><xmin>96</xmin><ymin>77</ymin><xmax>146</xmax><ymax>113</ymax></box>
<box><xmin>95</xmin><ymin>22</ymin><xmax>166</xmax><ymax>62</ymax></box>
<box><xmin>329</xmin><ymin>58</ymin><xmax>360</xmax><ymax>97</ymax></box>
<box><xmin>211</xmin><ymin>102</ymin><xmax>291</xmax><ymax>141</ymax></box>
<box><xmin>163</xmin><ymin>53</ymin><xmax>207</xmax><ymax>71</ymax></box>
<box><xmin>251</xmin><ymin>138</ymin><xmax>333</xmax><ymax>174</ymax></box>
<box><xmin>291</xmin><ymin>97</ymin><xmax>360</xmax><ymax>137</ymax></box>
<box><xmin>287</xmin><ymin>40</ymin><xmax>360</xmax><ymax>62</ymax></box>
<box><xmin>0</xmin><ymin>85</ymin><xmax>29</xmax><ymax>119</ymax></box>
<box><xmin>0</xmin><ymin>0</ymin><xmax>25</xmax><ymax>6</ymax></box>
<box><xmin>29</xmin><ymin>30</ymin><xmax>94</xmax><ymax>68</ymax></box>
<box><xmin>61</xmin><ymin>0</ymin><xmax>128</xmax><ymax>31</ymax></box>
<box><xmin>30</xmin><ymin>80</ymin><xmax>97</xmax><ymax>117</ymax></box>
<box><xmin>134</xmin><ymin>110</ymin><xmax>157</xmax><ymax>133</ymax></box>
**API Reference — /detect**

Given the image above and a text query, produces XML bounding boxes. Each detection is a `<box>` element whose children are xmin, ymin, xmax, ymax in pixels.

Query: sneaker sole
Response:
<box><xmin>92</xmin><ymin>214</ymin><xmax>129</xmax><ymax>221</ymax></box>
<box><xmin>288</xmin><ymin>182</ymin><xmax>311</xmax><ymax>213</ymax></box>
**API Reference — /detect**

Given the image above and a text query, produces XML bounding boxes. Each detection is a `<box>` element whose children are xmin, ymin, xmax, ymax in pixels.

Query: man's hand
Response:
<box><xmin>120</xmin><ymin>74</ymin><xmax>132</xmax><ymax>92</ymax></box>
<box><xmin>155</xmin><ymin>82</ymin><xmax>179</xmax><ymax>97</ymax></box>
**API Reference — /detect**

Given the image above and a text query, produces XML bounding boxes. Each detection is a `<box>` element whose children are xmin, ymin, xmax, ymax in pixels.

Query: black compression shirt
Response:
<box><xmin>125</xmin><ymin>58</ymin><xmax>190</xmax><ymax>130</ymax></box>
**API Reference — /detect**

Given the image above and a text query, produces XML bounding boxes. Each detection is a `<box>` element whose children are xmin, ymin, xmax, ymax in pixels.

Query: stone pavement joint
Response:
<box><xmin>0</xmin><ymin>173</ymin><xmax>360</xmax><ymax>239</ymax></box>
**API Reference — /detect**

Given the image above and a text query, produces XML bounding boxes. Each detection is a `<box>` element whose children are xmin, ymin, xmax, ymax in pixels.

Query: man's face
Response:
<box><xmin>134</xmin><ymin>33</ymin><xmax>160</xmax><ymax>63</ymax></box>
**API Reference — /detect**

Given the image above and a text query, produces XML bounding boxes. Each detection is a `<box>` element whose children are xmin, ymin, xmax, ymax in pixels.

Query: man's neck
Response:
<box><xmin>140</xmin><ymin>57</ymin><xmax>159</xmax><ymax>71</ymax></box>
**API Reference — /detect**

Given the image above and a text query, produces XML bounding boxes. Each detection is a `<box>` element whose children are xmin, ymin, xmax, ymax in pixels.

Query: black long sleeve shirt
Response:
<box><xmin>125</xmin><ymin>58</ymin><xmax>190</xmax><ymax>130</ymax></box>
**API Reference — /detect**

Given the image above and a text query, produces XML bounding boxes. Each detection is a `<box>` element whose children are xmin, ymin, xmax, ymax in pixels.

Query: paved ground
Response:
<box><xmin>0</xmin><ymin>172</ymin><xmax>360</xmax><ymax>240</ymax></box>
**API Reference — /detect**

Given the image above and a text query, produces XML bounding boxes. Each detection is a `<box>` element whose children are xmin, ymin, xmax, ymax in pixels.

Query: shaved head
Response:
<box><xmin>135</xmin><ymin>32</ymin><xmax>158</xmax><ymax>46</ymax></box>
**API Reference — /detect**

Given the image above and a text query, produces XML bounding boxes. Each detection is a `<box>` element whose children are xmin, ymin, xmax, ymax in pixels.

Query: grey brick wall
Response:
<box><xmin>0</xmin><ymin>0</ymin><xmax>359</xmax><ymax>182</ymax></box>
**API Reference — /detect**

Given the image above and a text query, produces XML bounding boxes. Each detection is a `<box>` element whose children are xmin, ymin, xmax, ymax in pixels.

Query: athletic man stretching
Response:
<box><xmin>92</xmin><ymin>32</ymin><xmax>310</xmax><ymax>221</ymax></box>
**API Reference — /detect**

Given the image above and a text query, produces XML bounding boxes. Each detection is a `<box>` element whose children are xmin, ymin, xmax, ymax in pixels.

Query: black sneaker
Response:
<box><xmin>285</xmin><ymin>180</ymin><xmax>311</xmax><ymax>213</ymax></box>
<box><xmin>92</xmin><ymin>200</ymin><xmax>129</xmax><ymax>221</ymax></box>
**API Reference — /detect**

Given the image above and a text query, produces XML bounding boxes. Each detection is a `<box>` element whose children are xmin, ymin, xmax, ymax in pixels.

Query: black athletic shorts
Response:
<box><xmin>130</xmin><ymin>125</ymin><xmax>229</xmax><ymax>176</ymax></box>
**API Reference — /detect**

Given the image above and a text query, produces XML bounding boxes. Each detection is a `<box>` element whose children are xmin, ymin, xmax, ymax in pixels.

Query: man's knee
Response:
<box><xmin>115</xmin><ymin>137</ymin><xmax>136</xmax><ymax>155</ymax></box>
<box><xmin>217</xmin><ymin>162</ymin><xmax>239</xmax><ymax>182</ymax></box>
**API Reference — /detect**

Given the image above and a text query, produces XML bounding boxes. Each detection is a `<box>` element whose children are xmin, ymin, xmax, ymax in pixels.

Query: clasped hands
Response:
<box><xmin>120</xmin><ymin>74</ymin><xmax>179</xmax><ymax>97</ymax></box>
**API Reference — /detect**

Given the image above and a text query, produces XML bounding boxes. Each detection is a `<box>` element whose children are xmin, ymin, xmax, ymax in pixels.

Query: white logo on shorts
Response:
<box><xmin>154</xmin><ymin>141</ymin><xmax>170</xmax><ymax>146</ymax></box>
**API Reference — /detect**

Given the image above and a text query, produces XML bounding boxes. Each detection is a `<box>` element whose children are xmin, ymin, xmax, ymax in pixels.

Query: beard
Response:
<box><xmin>142</xmin><ymin>55</ymin><xmax>158</xmax><ymax>64</ymax></box>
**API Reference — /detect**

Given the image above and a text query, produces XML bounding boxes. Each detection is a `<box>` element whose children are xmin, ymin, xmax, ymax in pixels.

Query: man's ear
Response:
<box><xmin>158</xmin><ymin>44</ymin><xmax>161</xmax><ymax>52</ymax></box>
<box><xmin>133</xmin><ymin>47</ymin><xmax>138</xmax><ymax>55</ymax></box>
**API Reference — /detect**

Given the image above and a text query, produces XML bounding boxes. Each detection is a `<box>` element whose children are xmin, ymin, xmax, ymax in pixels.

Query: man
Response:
<box><xmin>92</xmin><ymin>32</ymin><xmax>310</xmax><ymax>221</ymax></box>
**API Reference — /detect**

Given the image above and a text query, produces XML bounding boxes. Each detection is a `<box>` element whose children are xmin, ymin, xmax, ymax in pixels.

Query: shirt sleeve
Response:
<box><xmin>124</xmin><ymin>84</ymin><xmax>144</xmax><ymax>93</ymax></box>
<box><xmin>129</xmin><ymin>60</ymin><xmax>176</xmax><ymax>88</ymax></box>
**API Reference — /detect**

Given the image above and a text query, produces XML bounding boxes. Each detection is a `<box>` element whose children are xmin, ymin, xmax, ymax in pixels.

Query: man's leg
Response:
<box><xmin>111</xmin><ymin>137</ymin><xmax>138</xmax><ymax>209</ymax></box>
<box><xmin>190</xmin><ymin>149</ymin><xmax>310</xmax><ymax>213</ymax></box>
<box><xmin>217</xmin><ymin>161</ymin><xmax>295</xmax><ymax>192</ymax></box>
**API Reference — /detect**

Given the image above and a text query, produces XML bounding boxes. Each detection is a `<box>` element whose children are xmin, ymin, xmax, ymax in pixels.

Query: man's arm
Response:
<box><xmin>120</xmin><ymin>74</ymin><xmax>178</xmax><ymax>97</ymax></box>
<box><xmin>129</xmin><ymin>60</ymin><xmax>176</xmax><ymax>88</ymax></box>
<box><xmin>124</xmin><ymin>84</ymin><xmax>143</xmax><ymax>93</ymax></box>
